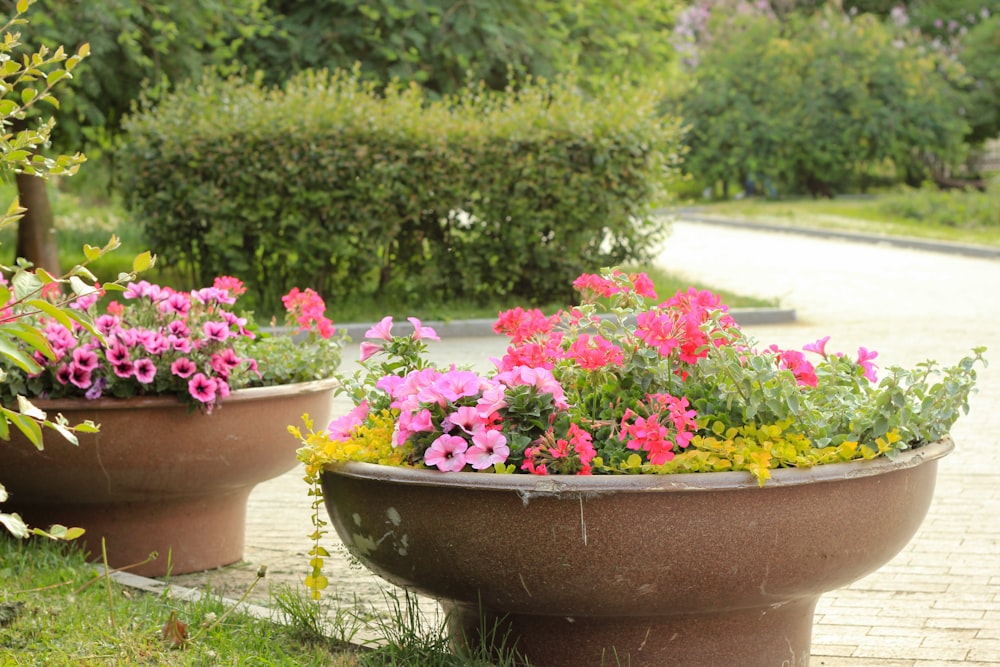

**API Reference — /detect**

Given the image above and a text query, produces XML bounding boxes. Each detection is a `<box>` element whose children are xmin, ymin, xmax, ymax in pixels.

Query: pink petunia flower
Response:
<box><xmin>364</xmin><ymin>316</ymin><xmax>394</xmax><ymax>341</ymax></box>
<box><xmin>856</xmin><ymin>347</ymin><xmax>879</xmax><ymax>383</ymax></box>
<box><xmin>407</xmin><ymin>317</ymin><xmax>439</xmax><ymax>341</ymax></box>
<box><xmin>133</xmin><ymin>358</ymin><xmax>157</xmax><ymax>384</ymax></box>
<box><xmin>466</xmin><ymin>430</ymin><xmax>509</xmax><ymax>470</ymax></box>
<box><xmin>202</xmin><ymin>321</ymin><xmax>230</xmax><ymax>342</ymax></box>
<box><xmin>170</xmin><ymin>357</ymin><xmax>198</xmax><ymax>379</ymax></box>
<box><xmin>328</xmin><ymin>401</ymin><xmax>369</xmax><ymax>440</ymax></box>
<box><xmin>803</xmin><ymin>336</ymin><xmax>831</xmax><ymax>357</ymax></box>
<box><xmin>424</xmin><ymin>434</ymin><xmax>468</xmax><ymax>472</ymax></box>
<box><xmin>187</xmin><ymin>373</ymin><xmax>218</xmax><ymax>404</ymax></box>
<box><xmin>359</xmin><ymin>341</ymin><xmax>383</xmax><ymax>362</ymax></box>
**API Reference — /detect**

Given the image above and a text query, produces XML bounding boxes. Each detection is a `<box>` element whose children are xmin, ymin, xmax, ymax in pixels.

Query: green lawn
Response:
<box><xmin>688</xmin><ymin>192</ymin><xmax>1000</xmax><ymax>247</ymax></box>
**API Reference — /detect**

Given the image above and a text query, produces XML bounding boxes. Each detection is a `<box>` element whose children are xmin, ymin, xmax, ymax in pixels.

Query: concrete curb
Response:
<box><xmin>333</xmin><ymin>306</ymin><xmax>797</xmax><ymax>342</ymax></box>
<box><xmin>665</xmin><ymin>211</ymin><xmax>1000</xmax><ymax>261</ymax></box>
<box><xmin>96</xmin><ymin>566</ymin><xmax>386</xmax><ymax>646</ymax></box>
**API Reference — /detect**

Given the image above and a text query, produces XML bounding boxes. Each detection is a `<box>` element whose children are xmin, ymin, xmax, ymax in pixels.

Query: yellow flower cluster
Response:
<box><xmin>292</xmin><ymin>409</ymin><xmax>410</xmax><ymax>477</ymax></box>
<box><xmin>597</xmin><ymin>420</ymin><xmax>903</xmax><ymax>486</ymax></box>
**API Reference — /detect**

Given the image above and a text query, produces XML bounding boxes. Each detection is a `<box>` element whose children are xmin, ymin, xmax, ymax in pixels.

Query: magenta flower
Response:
<box><xmin>159</xmin><ymin>291</ymin><xmax>191</xmax><ymax>316</ymax></box>
<box><xmin>167</xmin><ymin>320</ymin><xmax>190</xmax><ymax>337</ymax></box>
<box><xmin>211</xmin><ymin>349</ymin><xmax>242</xmax><ymax>376</ymax></box>
<box><xmin>202</xmin><ymin>321</ymin><xmax>230</xmax><ymax>342</ymax></box>
<box><xmin>95</xmin><ymin>314</ymin><xmax>120</xmax><ymax>336</ymax></box>
<box><xmin>72</xmin><ymin>347</ymin><xmax>100</xmax><ymax>372</ymax></box>
<box><xmin>112</xmin><ymin>361</ymin><xmax>135</xmax><ymax>378</ymax></box>
<box><xmin>55</xmin><ymin>364</ymin><xmax>72</xmax><ymax>385</ymax></box>
<box><xmin>68</xmin><ymin>364</ymin><xmax>93</xmax><ymax>390</ymax></box>
<box><xmin>187</xmin><ymin>373</ymin><xmax>218</xmax><ymax>404</ymax></box>
<box><xmin>857</xmin><ymin>347</ymin><xmax>879</xmax><ymax>383</ymax></box>
<box><xmin>424</xmin><ymin>434</ymin><xmax>469</xmax><ymax>472</ymax></box>
<box><xmin>171</xmin><ymin>357</ymin><xmax>198</xmax><ymax>379</ymax></box>
<box><xmin>133</xmin><ymin>358</ymin><xmax>157</xmax><ymax>384</ymax></box>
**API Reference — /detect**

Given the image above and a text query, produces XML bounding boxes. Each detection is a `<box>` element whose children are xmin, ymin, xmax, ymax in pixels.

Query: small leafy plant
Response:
<box><xmin>0</xmin><ymin>278</ymin><xmax>343</xmax><ymax>412</ymax></box>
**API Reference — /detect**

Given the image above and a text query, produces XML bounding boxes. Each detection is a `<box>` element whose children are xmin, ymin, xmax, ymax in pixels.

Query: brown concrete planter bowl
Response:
<box><xmin>0</xmin><ymin>379</ymin><xmax>336</xmax><ymax>577</ymax></box>
<box><xmin>320</xmin><ymin>438</ymin><xmax>952</xmax><ymax>667</ymax></box>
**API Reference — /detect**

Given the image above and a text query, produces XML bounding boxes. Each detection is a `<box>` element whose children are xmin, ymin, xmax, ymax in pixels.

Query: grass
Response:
<box><xmin>687</xmin><ymin>189</ymin><xmax>1000</xmax><ymax>247</ymax></box>
<box><xmin>0</xmin><ymin>535</ymin><xmax>522</xmax><ymax>666</ymax></box>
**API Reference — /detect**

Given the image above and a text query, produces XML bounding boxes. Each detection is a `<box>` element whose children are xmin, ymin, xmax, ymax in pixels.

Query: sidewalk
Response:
<box><xmin>173</xmin><ymin>219</ymin><xmax>1000</xmax><ymax>665</ymax></box>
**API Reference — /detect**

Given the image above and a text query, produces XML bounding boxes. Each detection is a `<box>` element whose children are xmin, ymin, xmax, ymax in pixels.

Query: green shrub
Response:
<box><xmin>877</xmin><ymin>179</ymin><xmax>1000</xmax><ymax>229</ymax></box>
<box><xmin>666</xmin><ymin>6</ymin><xmax>968</xmax><ymax>197</ymax></box>
<box><xmin>117</xmin><ymin>70</ymin><xmax>681</xmax><ymax>313</ymax></box>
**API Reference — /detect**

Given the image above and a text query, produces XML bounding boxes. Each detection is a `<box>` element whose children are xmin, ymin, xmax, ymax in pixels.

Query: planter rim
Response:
<box><xmin>324</xmin><ymin>437</ymin><xmax>954</xmax><ymax>494</ymax></box>
<box><xmin>27</xmin><ymin>377</ymin><xmax>338</xmax><ymax>412</ymax></box>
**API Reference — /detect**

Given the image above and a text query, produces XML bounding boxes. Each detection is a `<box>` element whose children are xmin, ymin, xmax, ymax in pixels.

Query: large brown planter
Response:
<box><xmin>0</xmin><ymin>379</ymin><xmax>336</xmax><ymax>577</ymax></box>
<box><xmin>320</xmin><ymin>438</ymin><xmax>952</xmax><ymax>667</ymax></box>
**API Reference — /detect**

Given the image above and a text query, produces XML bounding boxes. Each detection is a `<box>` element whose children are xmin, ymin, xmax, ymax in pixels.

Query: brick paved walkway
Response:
<box><xmin>171</xmin><ymin>219</ymin><xmax>1000</xmax><ymax>665</ymax></box>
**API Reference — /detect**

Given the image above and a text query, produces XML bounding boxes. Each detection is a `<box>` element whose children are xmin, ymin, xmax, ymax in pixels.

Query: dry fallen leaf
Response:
<box><xmin>161</xmin><ymin>610</ymin><xmax>188</xmax><ymax>648</ymax></box>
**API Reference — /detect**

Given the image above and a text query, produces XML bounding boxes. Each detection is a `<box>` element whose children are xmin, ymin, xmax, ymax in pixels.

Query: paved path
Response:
<box><xmin>171</xmin><ymin>219</ymin><xmax>1000</xmax><ymax>665</ymax></box>
<box><xmin>656</xmin><ymin>220</ymin><xmax>1000</xmax><ymax>666</ymax></box>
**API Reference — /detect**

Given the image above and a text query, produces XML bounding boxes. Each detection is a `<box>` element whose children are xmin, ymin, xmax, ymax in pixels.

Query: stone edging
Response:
<box><xmin>332</xmin><ymin>305</ymin><xmax>796</xmax><ymax>342</ymax></box>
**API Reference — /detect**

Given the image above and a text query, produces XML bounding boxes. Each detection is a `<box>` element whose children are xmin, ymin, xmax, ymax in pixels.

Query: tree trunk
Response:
<box><xmin>14</xmin><ymin>172</ymin><xmax>60</xmax><ymax>274</ymax></box>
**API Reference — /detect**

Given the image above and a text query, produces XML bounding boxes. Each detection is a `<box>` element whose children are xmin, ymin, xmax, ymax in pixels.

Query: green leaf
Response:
<box><xmin>4</xmin><ymin>321</ymin><xmax>55</xmax><ymax>360</ymax></box>
<box><xmin>20</xmin><ymin>88</ymin><xmax>36</xmax><ymax>105</ymax></box>
<box><xmin>132</xmin><ymin>251</ymin><xmax>155</xmax><ymax>273</ymax></box>
<box><xmin>0</xmin><ymin>337</ymin><xmax>43</xmax><ymax>374</ymax></box>
<box><xmin>46</xmin><ymin>69</ymin><xmax>68</xmax><ymax>86</ymax></box>
<box><xmin>0</xmin><ymin>512</ymin><xmax>29</xmax><ymax>539</ymax></box>
<box><xmin>16</xmin><ymin>395</ymin><xmax>46</xmax><ymax>421</ymax></box>
<box><xmin>25</xmin><ymin>298</ymin><xmax>74</xmax><ymax>330</ymax></box>
<box><xmin>6</xmin><ymin>410</ymin><xmax>43</xmax><ymax>450</ymax></box>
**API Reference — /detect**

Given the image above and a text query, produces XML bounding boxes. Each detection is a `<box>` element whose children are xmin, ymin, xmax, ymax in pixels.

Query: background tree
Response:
<box><xmin>667</xmin><ymin>5</ymin><xmax>969</xmax><ymax>196</ymax></box>
<box><xmin>237</xmin><ymin>0</ymin><xmax>679</xmax><ymax>95</ymax></box>
<box><xmin>1</xmin><ymin>0</ymin><xmax>267</xmax><ymax>273</ymax></box>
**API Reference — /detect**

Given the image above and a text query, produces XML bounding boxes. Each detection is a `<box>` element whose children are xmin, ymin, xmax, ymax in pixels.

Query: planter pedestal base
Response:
<box><xmin>16</xmin><ymin>491</ymin><xmax>252</xmax><ymax>576</ymax></box>
<box><xmin>1</xmin><ymin>379</ymin><xmax>336</xmax><ymax>577</ymax></box>
<box><xmin>445</xmin><ymin>598</ymin><xmax>816</xmax><ymax>666</ymax></box>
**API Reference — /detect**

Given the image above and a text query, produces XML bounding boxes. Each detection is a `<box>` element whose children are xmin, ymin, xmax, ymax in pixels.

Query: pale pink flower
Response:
<box><xmin>359</xmin><ymin>341</ymin><xmax>383</xmax><ymax>362</ymax></box>
<box><xmin>407</xmin><ymin>317</ymin><xmax>440</xmax><ymax>341</ymax></box>
<box><xmin>424</xmin><ymin>434</ymin><xmax>468</xmax><ymax>472</ymax></box>
<box><xmin>803</xmin><ymin>336</ymin><xmax>831</xmax><ymax>357</ymax></box>
<box><xmin>365</xmin><ymin>316</ymin><xmax>394</xmax><ymax>341</ymax></box>
<box><xmin>328</xmin><ymin>401</ymin><xmax>369</xmax><ymax>440</ymax></box>
<box><xmin>466</xmin><ymin>430</ymin><xmax>509</xmax><ymax>470</ymax></box>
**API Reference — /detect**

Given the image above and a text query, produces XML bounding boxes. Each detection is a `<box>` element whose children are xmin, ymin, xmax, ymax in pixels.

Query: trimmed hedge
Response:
<box><xmin>117</xmin><ymin>70</ymin><xmax>682</xmax><ymax>312</ymax></box>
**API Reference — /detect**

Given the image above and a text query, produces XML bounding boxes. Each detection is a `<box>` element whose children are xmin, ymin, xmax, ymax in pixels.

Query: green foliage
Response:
<box><xmin>667</xmin><ymin>6</ymin><xmax>969</xmax><ymax>196</ymax></box>
<box><xmin>9</xmin><ymin>0</ymin><xmax>267</xmax><ymax>154</ymax></box>
<box><xmin>876</xmin><ymin>179</ymin><xmax>1000</xmax><ymax>229</ymax></box>
<box><xmin>117</xmin><ymin>70</ymin><xmax>682</xmax><ymax>313</ymax></box>
<box><xmin>956</xmin><ymin>14</ymin><xmax>1000</xmax><ymax>145</ymax></box>
<box><xmin>0</xmin><ymin>2</ymin><xmax>146</xmax><ymax>539</ymax></box>
<box><xmin>240</xmin><ymin>0</ymin><xmax>679</xmax><ymax>95</ymax></box>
